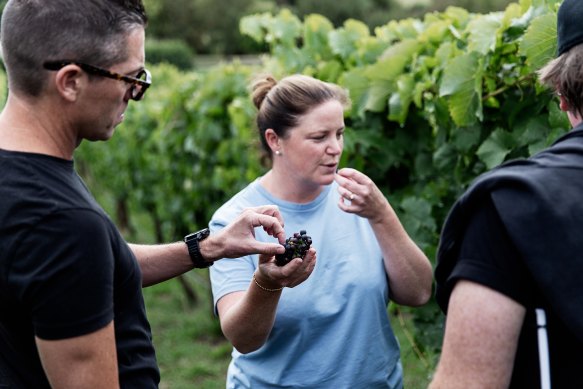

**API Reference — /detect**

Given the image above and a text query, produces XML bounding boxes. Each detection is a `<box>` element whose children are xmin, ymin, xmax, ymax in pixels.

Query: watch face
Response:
<box><xmin>197</xmin><ymin>228</ymin><xmax>210</xmax><ymax>240</ymax></box>
<box><xmin>185</xmin><ymin>228</ymin><xmax>210</xmax><ymax>242</ymax></box>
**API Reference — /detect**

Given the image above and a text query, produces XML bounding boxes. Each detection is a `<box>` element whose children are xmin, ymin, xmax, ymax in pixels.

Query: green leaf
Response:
<box><xmin>328</xmin><ymin>19</ymin><xmax>370</xmax><ymax>60</ymax></box>
<box><xmin>476</xmin><ymin>128</ymin><xmax>515</xmax><ymax>168</ymax></box>
<box><xmin>339</xmin><ymin>69</ymin><xmax>370</xmax><ymax>118</ymax></box>
<box><xmin>519</xmin><ymin>12</ymin><xmax>557</xmax><ymax>70</ymax></box>
<box><xmin>316</xmin><ymin>60</ymin><xmax>343</xmax><ymax>83</ymax></box>
<box><xmin>303</xmin><ymin>14</ymin><xmax>334</xmax><ymax>60</ymax></box>
<box><xmin>466</xmin><ymin>13</ymin><xmax>503</xmax><ymax>55</ymax></box>
<box><xmin>419</xmin><ymin>20</ymin><xmax>450</xmax><ymax>45</ymax></box>
<box><xmin>452</xmin><ymin>125</ymin><xmax>482</xmax><ymax>152</ymax></box>
<box><xmin>240</xmin><ymin>13</ymin><xmax>271</xmax><ymax>43</ymax></box>
<box><xmin>433</xmin><ymin>143</ymin><xmax>457</xmax><ymax>171</ymax></box>
<box><xmin>399</xmin><ymin>196</ymin><xmax>437</xmax><ymax>242</ymax></box>
<box><xmin>379</xmin><ymin>39</ymin><xmax>422</xmax><ymax>62</ymax></box>
<box><xmin>439</xmin><ymin>52</ymin><xmax>484</xmax><ymax>126</ymax></box>
<box><xmin>388</xmin><ymin>73</ymin><xmax>415</xmax><ymax>125</ymax></box>
<box><xmin>269</xmin><ymin>9</ymin><xmax>303</xmax><ymax>47</ymax></box>
<box><xmin>513</xmin><ymin>116</ymin><xmax>549</xmax><ymax>147</ymax></box>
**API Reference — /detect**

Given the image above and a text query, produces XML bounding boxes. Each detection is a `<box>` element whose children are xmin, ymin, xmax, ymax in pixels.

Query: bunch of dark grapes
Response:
<box><xmin>275</xmin><ymin>230</ymin><xmax>312</xmax><ymax>266</ymax></box>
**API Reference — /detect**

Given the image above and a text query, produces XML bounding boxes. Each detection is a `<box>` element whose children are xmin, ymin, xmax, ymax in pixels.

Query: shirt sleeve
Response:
<box><xmin>445</xmin><ymin>197</ymin><xmax>535</xmax><ymax>308</ymax></box>
<box><xmin>8</xmin><ymin>209</ymin><xmax>115</xmax><ymax>340</ymax></box>
<box><xmin>208</xmin><ymin>214</ymin><xmax>255</xmax><ymax>315</ymax></box>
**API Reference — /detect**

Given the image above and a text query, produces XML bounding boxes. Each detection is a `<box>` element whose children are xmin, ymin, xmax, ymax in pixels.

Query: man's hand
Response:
<box><xmin>200</xmin><ymin>205</ymin><xmax>287</xmax><ymax>261</ymax></box>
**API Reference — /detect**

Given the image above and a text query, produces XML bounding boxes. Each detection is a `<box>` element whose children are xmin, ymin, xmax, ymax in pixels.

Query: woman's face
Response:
<box><xmin>276</xmin><ymin>99</ymin><xmax>345</xmax><ymax>189</ymax></box>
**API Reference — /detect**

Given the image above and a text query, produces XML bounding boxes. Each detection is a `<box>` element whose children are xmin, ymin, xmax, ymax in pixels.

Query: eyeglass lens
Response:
<box><xmin>129</xmin><ymin>70</ymin><xmax>148</xmax><ymax>100</ymax></box>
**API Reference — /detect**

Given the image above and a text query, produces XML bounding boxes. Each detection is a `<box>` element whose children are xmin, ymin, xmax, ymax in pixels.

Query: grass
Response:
<box><xmin>143</xmin><ymin>272</ymin><xmax>437</xmax><ymax>389</ymax></box>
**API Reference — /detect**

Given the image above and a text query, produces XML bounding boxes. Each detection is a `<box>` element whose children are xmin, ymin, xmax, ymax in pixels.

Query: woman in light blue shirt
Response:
<box><xmin>209</xmin><ymin>74</ymin><xmax>433</xmax><ymax>388</ymax></box>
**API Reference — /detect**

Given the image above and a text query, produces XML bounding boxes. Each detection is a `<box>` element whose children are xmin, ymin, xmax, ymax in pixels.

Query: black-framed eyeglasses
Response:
<box><xmin>43</xmin><ymin>60</ymin><xmax>151</xmax><ymax>101</ymax></box>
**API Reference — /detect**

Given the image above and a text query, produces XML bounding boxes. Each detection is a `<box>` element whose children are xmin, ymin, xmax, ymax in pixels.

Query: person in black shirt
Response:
<box><xmin>0</xmin><ymin>1</ymin><xmax>307</xmax><ymax>388</ymax></box>
<box><xmin>430</xmin><ymin>0</ymin><xmax>583</xmax><ymax>387</ymax></box>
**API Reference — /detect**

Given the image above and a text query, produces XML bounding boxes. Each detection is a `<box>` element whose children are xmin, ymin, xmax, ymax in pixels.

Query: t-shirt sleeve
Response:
<box><xmin>8</xmin><ymin>209</ymin><xmax>115</xmax><ymax>340</ymax></box>
<box><xmin>208</xmin><ymin>214</ymin><xmax>255</xmax><ymax>315</ymax></box>
<box><xmin>444</xmin><ymin>197</ymin><xmax>534</xmax><ymax>308</ymax></box>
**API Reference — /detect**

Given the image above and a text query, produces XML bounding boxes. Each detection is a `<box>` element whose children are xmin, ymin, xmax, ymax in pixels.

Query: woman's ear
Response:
<box><xmin>264</xmin><ymin>128</ymin><xmax>281</xmax><ymax>154</ymax></box>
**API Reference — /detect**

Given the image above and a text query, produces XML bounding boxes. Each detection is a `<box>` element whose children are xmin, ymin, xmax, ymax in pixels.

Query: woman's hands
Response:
<box><xmin>216</xmin><ymin>247</ymin><xmax>317</xmax><ymax>354</ymax></box>
<box><xmin>334</xmin><ymin>167</ymin><xmax>433</xmax><ymax>306</ymax></box>
<box><xmin>334</xmin><ymin>167</ymin><xmax>392</xmax><ymax>223</ymax></box>
<box><xmin>254</xmin><ymin>247</ymin><xmax>317</xmax><ymax>291</ymax></box>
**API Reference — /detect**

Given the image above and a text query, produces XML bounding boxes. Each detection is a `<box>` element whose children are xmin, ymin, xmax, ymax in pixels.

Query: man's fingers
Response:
<box><xmin>254</xmin><ymin>242</ymin><xmax>286</xmax><ymax>256</ymax></box>
<box><xmin>248</xmin><ymin>205</ymin><xmax>285</xmax><ymax>227</ymax></box>
<box><xmin>248</xmin><ymin>213</ymin><xmax>286</xmax><ymax>244</ymax></box>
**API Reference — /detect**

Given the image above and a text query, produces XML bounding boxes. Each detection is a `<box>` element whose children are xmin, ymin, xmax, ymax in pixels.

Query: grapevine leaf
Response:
<box><xmin>388</xmin><ymin>73</ymin><xmax>415</xmax><ymax>125</ymax></box>
<box><xmin>380</xmin><ymin>39</ymin><xmax>422</xmax><ymax>62</ymax></box>
<box><xmin>269</xmin><ymin>9</ymin><xmax>303</xmax><ymax>47</ymax></box>
<box><xmin>361</xmin><ymin>52</ymin><xmax>411</xmax><ymax>113</ymax></box>
<box><xmin>328</xmin><ymin>19</ymin><xmax>370</xmax><ymax>61</ymax></box>
<box><xmin>453</xmin><ymin>125</ymin><xmax>482</xmax><ymax>152</ymax></box>
<box><xmin>467</xmin><ymin>13</ymin><xmax>503</xmax><ymax>55</ymax></box>
<box><xmin>519</xmin><ymin>12</ymin><xmax>557</xmax><ymax>70</ymax></box>
<box><xmin>240</xmin><ymin>13</ymin><xmax>271</xmax><ymax>43</ymax></box>
<box><xmin>375</xmin><ymin>18</ymin><xmax>422</xmax><ymax>42</ymax></box>
<box><xmin>316</xmin><ymin>60</ymin><xmax>343</xmax><ymax>83</ymax></box>
<box><xmin>273</xmin><ymin>46</ymin><xmax>305</xmax><ymax>72</ymax></box>
<box><xmin>419</xmin><ymin>20</ymin><xmax>450</xmax><ymax>45</ymax></box>
<box><xmin>303</xmin><ymin>14</ymin><xmax>334</xmax><ymax>60</ymax></box>
<box><xmin>442</xmin><ymin>6</ymin><xmax>471</xmax><ymax>28</ymax></box>
<box><xmin>365</xmin><ymin>80</ymin><xmax>394</xmax><ymax>112</ymax></box>
<box><xmin>433</xmin><ymin>143</ymin><xmax>457</xmax><ymax>171</ymax></box>
<box><xmin>514</xmin><ymin>116</ymin><xmax>549</xmax><ymax>147</ymax></box>
<box><xmin>399</xmin><ymin>196</ymin><xmax>436</xmax><ymax>246</ymax></box>
<box><xmin>439</xmin><ymin>52</ymin><xmax>484</xmax><ymax>126</ymax></box>
<box><xmin>339</xmin><ymin>69</ymin><xmax>370</xmax><ymax>118</ymax></box>
<box><xmin>476</xmin><ymin>128</ymin><xmax>515</xmax><ymax>168</ymax></box>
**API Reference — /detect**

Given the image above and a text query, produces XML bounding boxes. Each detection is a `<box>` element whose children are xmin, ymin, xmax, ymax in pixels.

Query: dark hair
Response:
<box><xmin>539</xmin><ymin>43</ymin><xmax>583</xmax><ymax>119</ymax></box>
<box><xmin>251</xmin><ymin>74</ymin><xmax>350</xmax><ymax>162</ymax></box>
<box><xmin>1</xmin><ymin>0</ymin><xmax>148</xmax><ymax>96</ymax></box>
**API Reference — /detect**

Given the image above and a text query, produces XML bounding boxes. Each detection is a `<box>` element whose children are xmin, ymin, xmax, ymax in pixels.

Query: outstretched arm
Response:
<box><xmin>132</xmin><ymin>205</ymin><xmax>287</xmax><ymax>287</ymax></box>
<box><xmin>216</xmin><ymin>249</ymin><xmax>317</xmax><ymax>354</ymax></box>
<box><xmin>335</xmin><ymin>168</ymin><xmax>432</xmax><ymax>306</ymax></box>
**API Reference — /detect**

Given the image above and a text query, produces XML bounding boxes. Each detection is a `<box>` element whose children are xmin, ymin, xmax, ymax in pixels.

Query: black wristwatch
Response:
<box><xmin>184</xmin><ymin>228</ymin><xmax>212</xmax><ymax>268</ymax></box>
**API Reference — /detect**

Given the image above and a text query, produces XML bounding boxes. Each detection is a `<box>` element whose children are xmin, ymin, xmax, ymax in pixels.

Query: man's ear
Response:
<box><xmin>264</xmin><ymin>128</ymin><xmax>281</xmax><ymax>153</ymax></box>
<box><xmin>559</xmin><ymin>93</ymin><xmax>570</xmax><ymax>112</ymax></box>
<box><xmin>53</xmin><ymin>65</ymin><xmax>85</xmax><ymax>102</ymax></box>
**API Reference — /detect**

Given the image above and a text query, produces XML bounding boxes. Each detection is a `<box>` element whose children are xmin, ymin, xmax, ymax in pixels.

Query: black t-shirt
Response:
<box><xmin>444</xmin><ymin>197</ymin><xmax>583</xmax><ymax>388</ymax></box>
<box><xmin>435</xmin><ymin>127</ymin><xmax>583</xmax><ymax>388</ymax></box>
<box><xmin>0</xmin><ymin>149</ymin><xmax>159</xmax><ymax>388</ymax></box>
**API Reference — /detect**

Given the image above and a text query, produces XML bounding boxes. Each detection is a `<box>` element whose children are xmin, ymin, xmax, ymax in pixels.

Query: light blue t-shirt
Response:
<box><xmin>209</xmin><ymin>178</ymin><xmax>403</xmax><ymax>389</ymax></box>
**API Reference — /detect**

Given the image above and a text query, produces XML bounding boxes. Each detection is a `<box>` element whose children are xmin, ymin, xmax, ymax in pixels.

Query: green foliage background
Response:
<box><xmin>0</xmin><ymin>0</ymin><xmax>565</xmax><ymax>386</ymax></box>
<box><xmin>72</xmin><ymin>0</ymin><xmax>568</xmax><ymax>359</ymax></box>
<box><xmin>141</xmin><ymin>0</ymin><xmax>515</xmax><ymax>55</ymax></box>
<box><xmin>82</xmin><ymin>0</ymin><xmax>565</xmax><ymax>351</ymax></box>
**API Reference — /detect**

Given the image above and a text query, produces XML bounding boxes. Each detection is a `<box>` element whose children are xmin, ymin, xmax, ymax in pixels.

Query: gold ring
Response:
<box><xmin>349</xmin><ymin>193</ymin><xmax>355</xmax><ymax>201</ymax></box>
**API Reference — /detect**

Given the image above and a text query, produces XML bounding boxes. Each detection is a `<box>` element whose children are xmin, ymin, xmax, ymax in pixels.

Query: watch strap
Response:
<box><xmin>184</xmin><ymin>228</ymin><xmax>212</xmax><ymax>268</ymax></box>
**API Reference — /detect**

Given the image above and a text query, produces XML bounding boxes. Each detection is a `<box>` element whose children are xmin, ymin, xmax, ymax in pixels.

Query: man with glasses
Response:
<box><xmin>0</xmin><ymin>1</ymin><xmax>289</xmax><ymax>388</ymax></box>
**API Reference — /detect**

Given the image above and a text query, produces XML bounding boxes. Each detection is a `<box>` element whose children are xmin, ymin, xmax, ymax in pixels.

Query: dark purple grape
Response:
<box><xmin>275</xmin><ymin>230</ymin><xmax>313</xmax><ymax>266</ymax></box>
